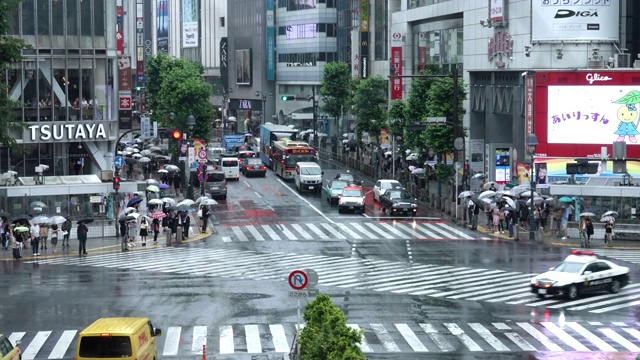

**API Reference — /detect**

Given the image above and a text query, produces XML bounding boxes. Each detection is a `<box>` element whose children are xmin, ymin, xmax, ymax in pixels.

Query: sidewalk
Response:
<box><xmin>1</xmin><ymin>223</ymin><xmax>213</xmax><ymax>262</ymax></box>
<box><xmin>320</xmin><ymin>154</ymin><xmax>640</xmax><ymax>250</ymax></box>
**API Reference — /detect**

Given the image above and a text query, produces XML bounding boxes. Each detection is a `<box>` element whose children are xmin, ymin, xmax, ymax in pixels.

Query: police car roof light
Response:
<box><xmin>571</xmin><ymin>250</ymin><xmax>595</xmax><ymax>256</ymax></box>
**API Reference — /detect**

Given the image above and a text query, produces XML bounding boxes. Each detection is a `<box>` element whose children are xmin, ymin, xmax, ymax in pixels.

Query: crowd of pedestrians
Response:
<box><xmin>1</xmin><ymin>216</ymin><xmax>78</xmax><ymax>259</ymax></box>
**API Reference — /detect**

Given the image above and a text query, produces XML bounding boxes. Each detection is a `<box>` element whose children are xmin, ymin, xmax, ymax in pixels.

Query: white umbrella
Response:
<box><xmin>519</xmin><ymin>191</ymin><xmax>540</xmax><ymax>198</ymax></box>
<box><xmin>158</xmin><ymin>169</ymin><xmax>169</xmax><ymax>174</ymax></box>
<box><xmin>602</xmin><ymin>210</ymin><xmax>619</xmax><ymax>217</ymax></box>
<box><xmin>138</xmin><ymin>157</ymin><xmax>152</xmax><ymax>163</ymax></box>
<box><xmin>140</xmin><ymin>150</ymin><xmax>151</xmax><ymax>156</ymax></box>
<box><xmin>580</xmin><ymin>212</ymin><xmax>596</xmax><ymax>217</ymax></box>
<box><xmin>178</xmin><ymin>199</ymin><xmax>196</xmax><ymax>207</ymax></box>
<box><xmin>511</xmin><ymin>185</ymin><xmax>531</xmax><ymax>195</ymax></box>
<box><xmin>200</xmin><ymin>199</ymin><xmax>218</xmax><ymax>206</ymax></box>
<box><xmin>384</xmin><ymin>151</ymin><xmax>392</xmax><ymax>156</ymax></box>
<box><xmin>502</xmin><ymin>197</ymin><xmax>516</xmax><ymax>208</ymax></box>
<box><xmin>31</xmin><ymin>215</ymin><xmax>50</xmax><ymax>224</ymax></box>
<box><xmin>132</xmin><ymin>153</ymin><xmax>142</xmax><ymax>158</ymax></box>
<box><xmin>148</xmin><ymin>199</ymin><xmax>164</xmax><ymax>205</ymax></box>
<box><xmin>408</xmin><ymin>165</ymin><xmax>416</xmax><ymax>172</ymax></box>
<box><xmin>458</xmin><ymin>191</ymin><xmax>474</xmax><ymax>198</ymax></box>
<box><xmin>161</xmin><ymin>198</ymin><xmax>177</xmax><ymax>205</ymax></box>
<box><xmin>50</xmin><ymin>215</ymin><xmax>67</xmax><ymax>224</ymax></box>
<box><xmin>165</xmin><ymin>165</ymin><xmax>179</xmax><ymax>172</ymax></box>
<box><xmin>133</xmin><ymin>148</ymin><xmax>140</xmax><ymax>153</ymax></box>
<box><xmin>145</xmin><ymin>179</ymin><xmax>158</xmax><ymax>185</ymax></box>
<box><xmin>478</xmin><ymin>190</ymin><xmax>496</xmax><ymax>200</ymax></box>
<box><xmin>472</xmin><ymin>173</ymin><xmax>485</xmax><ymax>179</ymax></box>
<box><xmin>411</xmin><ymin>168</ymin><xmax>425</xmax><ymax>175</ymax></box>
<box><xmin>124</xmin><ymin>147</ymin><xmax>134</xmax><ymax>152</ymax></box>
<box><xmin>406</xmin><ymin>154</ymin><xmax>418</xmax><ymax>161</ymax></box>
<box><xmin>499</xmin><ymin>190</ymin><xmax>518</xmax><ymax>198</ymax></box>
<box><xmin>123</xmin><ymin>207</ymin><xmax>136</xmax><ymax>214</ymax></box>
<box><xmin>526</xmin><ymin>197</ymin><xmax>544</xmax><ymax>205</ymax></box>
<box><xmin>483</xmin><ymin>181</ymin><xmax>496</xmax><ymax>190</ymax></box>
<box><xmin>195</xmin><ymin>196</ymin><xmax>211</xmax><ymax>204</ymax></box>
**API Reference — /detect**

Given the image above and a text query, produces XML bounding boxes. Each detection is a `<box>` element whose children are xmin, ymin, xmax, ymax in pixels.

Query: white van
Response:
<box><xmin>294</xmin><ymin>162</ymin><xmax>323</xmax><ymax>193</ymax></box>
<box><xmin>221</xmin><ymin>157</ymin><xmax>240</xmax><ymax>181</ymax></box>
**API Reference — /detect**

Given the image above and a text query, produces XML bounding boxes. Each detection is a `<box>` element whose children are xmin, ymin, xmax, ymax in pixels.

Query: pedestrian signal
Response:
<box><xmin>113</xmin><ymin>176</ymin><xmax>121</xmax><ymax>191</ymax></box>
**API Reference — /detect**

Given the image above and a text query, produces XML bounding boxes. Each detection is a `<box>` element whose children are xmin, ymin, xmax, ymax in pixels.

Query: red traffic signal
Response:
<box><xmin>170</xmin><ymin>129</ymin><xmax>183</xmax><ymax>140</ymax></box>
<box><xmin>112</xmin><ymin>176</ymin><xmax>121</xmax><ymax>191</ymax></box>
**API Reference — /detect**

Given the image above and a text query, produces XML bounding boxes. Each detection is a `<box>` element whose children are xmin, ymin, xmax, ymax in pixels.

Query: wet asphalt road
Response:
<box><xmin>1</xmin><ymin>159</ymin><xmax>640</xmax><ymax>359</ymax></box>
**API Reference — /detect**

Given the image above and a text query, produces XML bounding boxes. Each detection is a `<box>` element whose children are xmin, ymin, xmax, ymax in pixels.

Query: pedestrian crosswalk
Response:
<box><xmin>6</xmin><ymin>321</ymin><xmax>640</xmax><ymax>358</ymax></box>
<box><xmin>591</xmin><ymin>249</ymin><xmax>640</xmax><ymax>266</ymax></box>
<box><xmin>220</xmin><ymin>221</ymin><xmax>491</xmax><ymax>242</ymax></box>
<box><xmin>26</xmin><ymin>247</ymin><xmax>640</xmax><ymax>313</ymax></box>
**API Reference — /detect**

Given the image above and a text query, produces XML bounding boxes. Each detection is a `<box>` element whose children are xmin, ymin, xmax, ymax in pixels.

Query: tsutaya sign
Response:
<box><xmin>29</xmin><ymin>123</ymin><xmax>108</xmax><ymax>141</ymax></box>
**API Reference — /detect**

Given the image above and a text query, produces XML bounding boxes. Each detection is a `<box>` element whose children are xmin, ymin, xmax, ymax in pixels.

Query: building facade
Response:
<box><xmin>389</xmin><ymin>0</ymin><xmax>637</xmax><ymax>185</ymax></box>
<box><xmin>1</xmin><ymin>0</ymin><xmax>119</xmax><ymax>178</ymax></box>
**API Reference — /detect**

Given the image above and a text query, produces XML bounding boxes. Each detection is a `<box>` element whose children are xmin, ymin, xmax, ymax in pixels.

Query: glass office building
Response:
<box><xmin>0</xmin><ymin>0</ymin><xmax>118</xmax><ymax>177</ymax></box>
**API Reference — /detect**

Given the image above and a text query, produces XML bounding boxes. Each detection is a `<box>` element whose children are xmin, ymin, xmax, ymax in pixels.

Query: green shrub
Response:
<box><xmin>298</xmin><ymin>294</ymin><xmax>366</xmax><ymax>360</ymax></box>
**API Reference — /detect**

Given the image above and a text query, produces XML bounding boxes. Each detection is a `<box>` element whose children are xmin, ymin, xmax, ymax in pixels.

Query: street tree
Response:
<box><xmin>0</xmin><ymin>1</ymin><xmax>29</xmax><ymax>148</ymax></box>
<box><xmin>352</xmin><ymin>76</ymin><xmax>388</xmax><ymax>138</ymax></box>
<box><xmin>424</xmin><ymin>76</ymin><xmax>467</xmax><ymax>181</ymax></box>
<box><xmin>298</xmin><ymin>294</ymin><xmax>365</xmax><ymax>360</ymax></box>
<box><xmin>146</xmin><ymin>53</ymin><xmax>214</xmax><ymax>140</ymax></box>
<box><xmin>319</xmin><ymin>62</ymin><xmax>352</xmax><ymax>126</ymax></box>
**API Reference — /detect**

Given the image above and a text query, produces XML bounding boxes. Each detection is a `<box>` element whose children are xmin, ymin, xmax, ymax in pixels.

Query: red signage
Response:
<box><xmin>119</xmin><ymin>96</ymin><xmax>132</xmax><ymax>110</ymax></box>
<box><xmin>391</xmin><ymin>46</ymin><xmax>402</xmax><ymax>100</ymax></box>
<box><xmin>489</xmin><ymin>0</ymin><xmax>504</xmax><ymax>22</ymax></box>
<box><xmin>117</xmin><ymin>55</ymin><xmax>132</xmax><ymax>91</ymax></box>
<box><xmin>525</xmin><ymin>75</ymin><xmax>534</xmax><ymax>146</ymax></box>
<box><xmin>288</xmin><ymin>148</ymin><xmax>312</xmax><ymax>155</ymax></box>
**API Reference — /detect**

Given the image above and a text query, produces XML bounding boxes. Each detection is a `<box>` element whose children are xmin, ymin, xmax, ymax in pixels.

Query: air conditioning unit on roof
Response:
<box><xmin>615</xmin><ymin>53</ymin><xmax>631</xmax><ymax>68</ymax></box>
<box><xmin>587</xmin><ymin>59</ymin><xmax>605</xmax><ymax>69</ymax></box>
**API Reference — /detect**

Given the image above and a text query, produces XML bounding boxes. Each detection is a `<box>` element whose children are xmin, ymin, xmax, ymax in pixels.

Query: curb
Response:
<box><xmin>1</xmin><ymin>230</ymin><xmax>213</xmax><ymax>262</ymax></box>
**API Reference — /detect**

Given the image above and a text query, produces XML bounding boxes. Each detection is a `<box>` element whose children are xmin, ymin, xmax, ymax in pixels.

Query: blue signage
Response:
<box><xmin>114</xmin><ymin>156</ymin><xmax>125</xmax><ymax>167</ymax></box>
<box><xmin>190</xmin><ymin>162</ymin><xmax>198</xmax><ymax>169</ymax></box>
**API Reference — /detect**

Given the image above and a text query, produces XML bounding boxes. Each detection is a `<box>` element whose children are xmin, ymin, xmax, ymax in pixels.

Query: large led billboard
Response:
<box><xmin>547</xmin><ymin>85</ymin><xmax>640</xmax><ymax>145</ymax></box>
<box><xmin>531</xmin><ymin>0</ymin><xmax>620</xmax><ymax>42</ymax></box>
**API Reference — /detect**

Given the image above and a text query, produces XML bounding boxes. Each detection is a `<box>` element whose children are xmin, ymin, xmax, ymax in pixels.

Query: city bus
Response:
<box><xmin>259</xmin><ymin>124</ymin><xmax>298</xmax><ymax>168</ymax></box>
<box><xmin>271</xmin><ymin>140</ymin><xmax>317</xmax><ymax>179</ymax></box>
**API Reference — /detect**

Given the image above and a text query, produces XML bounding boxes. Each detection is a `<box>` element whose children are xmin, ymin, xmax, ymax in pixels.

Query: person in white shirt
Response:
<box><xmin>30</xmin><ymin>223</ymin><xmax>40</xmax><ymax>256</ymax></box>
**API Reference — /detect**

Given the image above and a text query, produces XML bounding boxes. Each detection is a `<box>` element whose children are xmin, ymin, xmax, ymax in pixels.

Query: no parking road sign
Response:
<box><xmin>288</xmin><ymin>270</ymin><xmax>308</xmax><ymax>290</ymax></box>
<box><xmin>197</xmin><ymin>149</ymin><xmax>208</xmax><ymax>160</ymax></box>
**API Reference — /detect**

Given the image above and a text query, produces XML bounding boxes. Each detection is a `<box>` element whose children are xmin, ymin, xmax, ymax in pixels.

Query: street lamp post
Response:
<box><xmin>255</xmin><ymin>90</ymin><xmax>272</xmax><ymax>125</ymax></box>
<box><xmin>526</xmin><ymin>133</ymin><xmax>539</xmax><ymax>242</ymax></box>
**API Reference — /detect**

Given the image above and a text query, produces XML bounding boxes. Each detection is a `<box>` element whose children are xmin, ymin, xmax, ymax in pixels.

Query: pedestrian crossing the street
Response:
<box><xmin>27</xmin><ymin>247</ymin><xmax>640</xmax><ymax>313</ymax></box>
<box><xmin>5</xmin><ymin>321</ymin><xmax>640</xmax><ymax>358</ymax></box>
<box><xmin>591</xmin><ymin>249</ymin><xmax>640</xmax><ymax>266</ymax></box>
<box><xmin>219</xmin><ymin>221</ymin><xmax>492</xmax><ymax>242</ymax></box>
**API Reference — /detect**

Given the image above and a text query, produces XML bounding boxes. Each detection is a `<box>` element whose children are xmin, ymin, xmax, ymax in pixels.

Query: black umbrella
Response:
<box><xmin>127</xmin><ymin>197</ymin><xmax>144</xmax><ymax>207</ymax></box>
<box><xmin>11</xmin><ymin>214</ymin><xmax>32</xmax><ymax>223</ymax></box>
<box><xmin>470</xmin><ymin>196</ymin><xmax>485</xmax><ymax>208</ymax></box>
<box><xmin>77</xmin><ymin>219</ymin><xmax>94</xmax><ymax>225</ymax></box>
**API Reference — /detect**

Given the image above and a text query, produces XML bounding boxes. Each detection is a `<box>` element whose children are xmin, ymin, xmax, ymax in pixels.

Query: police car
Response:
<box><xmin>530</xmin><ymin>250</ymin><xmax>630</xmax><ymax>300</ymax></box>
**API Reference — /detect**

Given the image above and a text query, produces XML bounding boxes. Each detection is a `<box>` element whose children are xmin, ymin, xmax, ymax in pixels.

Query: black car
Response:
<box><xmin>335</xmin><ymin>173</ymin><xmax>362</xmax><ymax>186</ymax></box>
<box><xmin>379</xmin><ymin>189</ymin><xmax>417</xmax><ymax>216</ymax></box>
<box><xmin>241</xmin><ymin>158</ymin><xmax>267</xmax><ymax>177</ymax></box>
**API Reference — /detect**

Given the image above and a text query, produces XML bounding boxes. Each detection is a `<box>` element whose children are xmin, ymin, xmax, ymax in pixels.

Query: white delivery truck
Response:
<box><xmin>294</xmin><ymin>162</ymin><xmax>323</xmax><ymax>193</ymax></box>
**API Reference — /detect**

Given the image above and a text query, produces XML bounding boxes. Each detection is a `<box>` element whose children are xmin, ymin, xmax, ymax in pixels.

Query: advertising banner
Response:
<box><xmin>266</xmin><ymin>0</ymin><xmax>275</xmax><ymax>81</ymax></box>
<box><xmin>489</xmin><ymin>0</ymin><xmax>504</xmax><ymax>22</ymax></box>
<box><xmin>390</xmin><ymin>45</ymin><xmax>402</xmax><ymax>100</ymax></box>
<box><xmin>360</xmin><ymin>32</ymin><xmax>369</xmax><ymax>79</ymax></box>
<box><xmin>156</xmin><ymin>0</ymin><xmax>169</xmax><ymax>53</ymax></box>
<box><xmin>116</xmin><ymin>1</ymin><xmax>124</xmax><ymax>56</ymax></box>
<box><xmin>547</xmin><ymin>85</ymin><xmax>640</xmax><ymax>145</ymax></box>
<box><xmin>469</xmin><ymin>139</ymin><xmax>484</xmax><ymax>175</ymax></box>
<box><xmin>235</xmin><ymin>49</ymin><xmax>252</xmax><ymax>85</ymax></box>
<box><xmin>182</xmin><ymin>0</ymin><xmax>199</xmax><ymax>48</ymax></box>
<box><xmin>531</xmin><ymin>0</ymin><xmax>619</xmax><ymax>42</ymax></box>
<box><xmin>193</xmin><ymin>138</ymin><xmax>207</xmax><ymax>160</ymax></box>
<box><xmin>351</xmin><ymin>30</ymin><xmax>360</xmax><ymax>78</ymax></box>
<box><xmin>117</xmin><ymin>55</ymin><xmax>132</xmax><ymax>130</ymax></box>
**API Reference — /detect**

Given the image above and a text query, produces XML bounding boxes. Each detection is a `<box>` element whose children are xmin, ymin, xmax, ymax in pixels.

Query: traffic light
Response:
<box><xmin>281</xmin><ymin>95</ymin><xmax>296</xmax><ymax>101</ymax></box>
<box><xmin>170</xmin><ymin>129</ymin><xmax>183</xmax><ymax>140</ymax></box>
<box><xmin>112</xmin><ymin>176</ymin><xmax>121</xmax><ymax>191</ymax></box>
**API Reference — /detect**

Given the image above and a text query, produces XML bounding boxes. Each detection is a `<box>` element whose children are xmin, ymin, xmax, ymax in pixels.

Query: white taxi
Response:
<box><xmin>530</xmin><ymin>250</ymin><xmax>630</xmax><ymax>300</ymax></box>
<box><xmin>338</xmin><ymin>186</ymin><xmax>365</xmax><ymax>213</ymax></box>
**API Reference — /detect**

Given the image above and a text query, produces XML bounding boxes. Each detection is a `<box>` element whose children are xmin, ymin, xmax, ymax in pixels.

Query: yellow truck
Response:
<box><xmin>75</xmin><ymin>317</ymin><xmax>161</xmax><ymax>360</ymax></box>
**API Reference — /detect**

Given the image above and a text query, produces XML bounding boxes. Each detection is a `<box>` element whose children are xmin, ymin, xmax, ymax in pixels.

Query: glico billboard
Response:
<box><xmin>534</xmin><ymin>70</ymin><xmax>640</xmax><ymax>159</ymax></box>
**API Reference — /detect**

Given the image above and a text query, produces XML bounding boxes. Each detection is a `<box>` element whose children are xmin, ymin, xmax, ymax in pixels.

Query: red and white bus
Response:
<box><xmin>271</xmin><ymin>140</ymin><xmax>317</xmax><ymax>179</ymax></box>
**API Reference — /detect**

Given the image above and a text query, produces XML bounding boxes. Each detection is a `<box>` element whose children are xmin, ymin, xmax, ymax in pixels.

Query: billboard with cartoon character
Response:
<box><xmin>535</xmin><ymin>71</ymin><xmax>640</xmax><ymax>159</ymax></box>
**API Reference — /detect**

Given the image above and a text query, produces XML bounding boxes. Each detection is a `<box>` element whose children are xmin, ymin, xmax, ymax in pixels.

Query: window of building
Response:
<box><xmin>286</xmin><ymin>24</ymin><xmax>317</xmax><ymax>39</ymax></box>
<box><xmin>281</xmin><ymin>0</ymin><xmax>317</xmax><ymax>11</ymax></box>
<box><xmin>37</xmin><ymin>0</ymin><xmax>49</xmax><ymax>35</ymax></box>
<box><xmin>408</xmin><ymin>0</ymin><xmax>451</xmax><ymax>9</ymax></box>
<box><xmin>94</xmin><ymin>0</ymin><xmax>105</xmax><ymax>37</ymax></box>
<box><xmin>22</xmin><ymin>0</ymin><xmax>35</xmax><ymax>35</ymax></box>
<box><xmin>67</xmin><ymin>0</ymin><xmax>78</xmax><ymax>36</ymax></box>
<box><xmin>80</xmin><ymin>0</ymin><xmax>92</xmax><ymax>36</ymax></box>
<box><xmin>411</xmin><ymin>27</ymin><xmax>462</xmax><ymax>73</ymax></box>
<box><xmin>220</xmin><ymin>17</ymin><xmax>225</xmax><ymax>27</ymax></box>
<box><xmin>52</xmin><ymin>0</ymin><xmax>64</xmax><ymax>35</ymax></box>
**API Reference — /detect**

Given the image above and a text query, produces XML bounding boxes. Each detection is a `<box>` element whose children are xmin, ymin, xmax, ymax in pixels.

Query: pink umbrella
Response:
<box><xmin>151</xmin><ymin>212</ymin><xmax>166</xmax><ymax>219</ymax></box>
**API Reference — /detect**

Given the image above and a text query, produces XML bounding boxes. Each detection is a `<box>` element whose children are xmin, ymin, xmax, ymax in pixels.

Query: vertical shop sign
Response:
<box><xmin>266</xmin><ymin>0</ymin><xmax>275</xmax><ymax>81</ymax></box>
<box><xmin>390</xmin><ymin>32</ymin><xmax>402</xmax><ymax>100</ymax></box>
<box><xmin>116</xmin><ymin>0</ymin><xmax>124</xmax><ymax>56</ymax></box>
<box><xmin>418</xmin><ymin>32</ymin><xmax>427</xmax><ymax>72</ymax></box>
<box><xmin>118</xmin><ymin>55</ymin><xmax>133</xmax><ymax>130</ymax></box>
<box><xmin>220</xmin><ymin>37</ymin><xmax>229</xmax><ymax>90</ymax></box>
<box><xmin>182</xmin><ymin>0</ymin><xmax>199</xmax><ymax>48</ymax></box>
<box><xmin>351</xmin><ymin>30</ymin><xmax>360</xmax><ymax>78</ymax></box>
<box><xmin>136</xmin><ymin>0</ymin><xmax>145</xmax><ymax>85</ymax></box>
<box><xmin>156</xmin><ymin>0</ymin><xmax>169</xmax><ymax>53</ymax></box>
<box><xmin>359</xmin><ymin>0</ymin><xmax>369</xmax><ymax>79</ymax></box>
<box><xmin>525</xmin><ymin>74</ymin><xmax>535</xmax><ymax>144</ymax></box>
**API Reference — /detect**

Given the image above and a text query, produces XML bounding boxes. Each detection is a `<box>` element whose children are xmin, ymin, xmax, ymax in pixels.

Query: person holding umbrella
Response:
<box><xmin>119</xmin><ymin>217</ymin><xmax>129</xmax><ymax>251</ymax></box>
<box><xmin>578</xmin><ymin>215</ymin><xmax>589</xmax><ymax>248</ymax></box>
<box><xmin>13</xmin><ymin>227</ymin><xmax>26</xmax><ymax>259</ymax></box>
<box><xmin>605</xmin><ymin>220</ymin><xmax>615</xmax><ymax>248</ymax></box>
<box><xmin>30</xmin><ymin>222</ymin><xmax>40</xmax><ymax>256</ymax></box>
<box><xmin>77</xmin><ymin>220</ymin><xmax>88</xmax><ymax>255</ymax></box>
<box><xmin>61</xmin><ymin>218</ymin><xmax>72</xmax><ymax>247</ymax></box>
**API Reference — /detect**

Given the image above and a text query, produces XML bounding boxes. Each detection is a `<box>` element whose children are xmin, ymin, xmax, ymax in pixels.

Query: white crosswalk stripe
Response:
<box><xmin>220</xmin><ymin>221</ymin><xmax>487</xmax><ymax>242</ymax></box>
<box><xmin>26</xmin><ymin>246</ymin><xmax>640</xmax><ymax>313</ymax></box>
<box><xmin>6</xmin><ymin>321</ymin><xmax>640</xmax><ymax>358</ymax></box>
<box><xmin>590</xmin><ymin>249</ymin><xmax>640</xmax><ymax>265</ymax></box>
